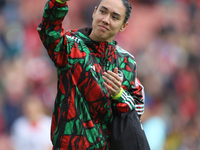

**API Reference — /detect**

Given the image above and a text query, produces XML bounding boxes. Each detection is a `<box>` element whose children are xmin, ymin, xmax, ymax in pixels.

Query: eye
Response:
<box><xmin>112</xmin><ymin>16</ymin><xmax>118</xmax><ymax>20</ymax></box>
<box><xmin>100</xmin><ymin>9</ymin><xmax>106</xmax><ymax>14</ymax></box>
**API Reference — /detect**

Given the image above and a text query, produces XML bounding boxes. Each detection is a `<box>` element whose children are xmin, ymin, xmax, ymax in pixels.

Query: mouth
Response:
<box><xmin>99</xmin><ymin>25</ymin><xmax>109</xmax><ymax>31</ymax></box>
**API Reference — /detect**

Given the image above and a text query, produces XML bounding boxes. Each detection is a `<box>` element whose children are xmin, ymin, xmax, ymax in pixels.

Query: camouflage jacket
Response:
<box><xmin>37</xmin><ymin>0</ymin><xmax>145</xmax><ymax>149</ymax></box>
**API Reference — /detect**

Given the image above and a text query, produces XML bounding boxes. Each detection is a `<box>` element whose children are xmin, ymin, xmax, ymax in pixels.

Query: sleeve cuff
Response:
<box><xmin>111</xmin><ymin>87</ymin><xmax>123</xmax><ymax>100</ymax></box>
<box><xmin>56</xmin><ymin>0</ymin><xmax>66</xmax><ymax>3</ymax></box>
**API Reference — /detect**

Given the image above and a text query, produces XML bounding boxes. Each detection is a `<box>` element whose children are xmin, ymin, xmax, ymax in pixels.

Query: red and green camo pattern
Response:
<box><xmin>37</xmin><ymin>0</ymin><xmax>145</xmax><ymax>149</ymax></box>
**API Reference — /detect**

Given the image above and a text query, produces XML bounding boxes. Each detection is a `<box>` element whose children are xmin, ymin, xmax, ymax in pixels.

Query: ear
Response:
<box><xmin>92</xmin><ymin>6</ymin><xmax>98</xmax><ymax>19</ymax></box>
<box><xmin>119</xmin><ymin>22</ymin><xmax>129</xmax><ymax>32</ymax></box>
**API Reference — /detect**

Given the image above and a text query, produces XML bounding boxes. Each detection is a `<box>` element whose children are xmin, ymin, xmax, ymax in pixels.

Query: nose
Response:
<box><xmin>102</xmin><ymin>15</ymin><xmax>110</xmax><ymax>25</ymax></box>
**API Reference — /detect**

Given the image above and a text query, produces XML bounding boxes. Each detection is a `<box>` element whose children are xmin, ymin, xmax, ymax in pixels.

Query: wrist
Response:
<box><xmin>56</xmin><ymin>0</ymin><xmax>67</xmax><ymax>3</ymax></box>
<box><xmin>111</xmin><ymin>87</ymin><xmax>123</xmax><ymax>100</ymax></box>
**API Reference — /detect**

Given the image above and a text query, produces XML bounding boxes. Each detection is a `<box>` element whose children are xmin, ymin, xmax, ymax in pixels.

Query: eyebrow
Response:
<box><xmin>100</xmin><ymin>6</ymin><xmax>121</xmax><ymax>18</ymax></box>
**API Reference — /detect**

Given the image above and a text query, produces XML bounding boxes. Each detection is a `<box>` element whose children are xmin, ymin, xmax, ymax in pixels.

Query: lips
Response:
<box><xmin>99</xmin><ymin>25</ymin><xmax>109</xmax><ymax>31</ymax></box>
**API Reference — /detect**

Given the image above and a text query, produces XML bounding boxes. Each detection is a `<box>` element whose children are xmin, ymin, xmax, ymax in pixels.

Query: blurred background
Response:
<box><xmin>0</xmin><ymin>0</ymin><xmax>200</xmax><ymax>150</ymax></box>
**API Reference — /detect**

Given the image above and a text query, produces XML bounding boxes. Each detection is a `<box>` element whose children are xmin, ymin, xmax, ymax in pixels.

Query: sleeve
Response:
<box><xmin>37</xmin><ymin>0</ymin><xmax>69</xmax><ymax>68</ymax></box>
<box><xmin>112</xmin><ymin>59</ymin><xmax>145</xmax><ymax>117</ymax></box>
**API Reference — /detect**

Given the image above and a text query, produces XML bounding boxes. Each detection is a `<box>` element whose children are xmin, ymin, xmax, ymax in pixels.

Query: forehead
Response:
<box><xmin>98</xmin><ymin>0</ymin><xmax>126</xmax><ymax>16</ymax></box>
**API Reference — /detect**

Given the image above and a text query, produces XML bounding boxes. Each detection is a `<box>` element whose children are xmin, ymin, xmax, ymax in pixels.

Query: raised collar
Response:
<box><xmin>75</xmin><ymin>28</ymin><xmax>117</xmax><ymax>59</ymax></box>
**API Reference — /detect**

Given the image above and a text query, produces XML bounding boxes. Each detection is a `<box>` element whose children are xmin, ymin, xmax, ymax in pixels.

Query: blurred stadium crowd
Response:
<box><xmin>0</xmin><ymin>0</ymin><xmax>200</xmax><ymax>150</ymax></box>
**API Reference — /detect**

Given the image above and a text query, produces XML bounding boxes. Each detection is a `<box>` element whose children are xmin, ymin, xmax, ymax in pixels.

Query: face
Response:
<box><xmin>89</xmin><ymin>0</ymin><xmax>129</xmax><ymax>42</ymax></box>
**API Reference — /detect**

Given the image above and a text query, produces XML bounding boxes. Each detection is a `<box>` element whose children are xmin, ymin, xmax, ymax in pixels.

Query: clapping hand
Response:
<box><xmin>102</xmin><ymin>67</ymin><xmax>123</xmax><ymax>96</ymax></box>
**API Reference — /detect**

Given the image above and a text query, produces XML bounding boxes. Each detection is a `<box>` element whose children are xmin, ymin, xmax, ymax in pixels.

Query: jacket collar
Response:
<box><xmin>75</xmin><ymin>28</ymin><xmax>117</xmax><ymax>59</ymax></box>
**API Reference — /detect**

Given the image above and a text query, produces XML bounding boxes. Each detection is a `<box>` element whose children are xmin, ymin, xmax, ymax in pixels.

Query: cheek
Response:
<box><xmin>93</xmin><ymin>13</ymin><xmax>101</xmax><ymax>22</ymax></box>
<box><xmin>92</xmin><ymin>17</ymin><xmax>99</xmax><ymax>27</ymax></box>
<box><xmin>96</xmin><ymin>16</ymin><xmax>103</xmax><ymax>24</ymax></box>
<box><xmin>111</xmin><ymin>23</ymin><xmax>122</xmax><ymax>32</ymax></box>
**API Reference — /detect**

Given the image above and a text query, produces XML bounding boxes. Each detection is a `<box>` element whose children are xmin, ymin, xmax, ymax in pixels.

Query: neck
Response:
<box><xmin>89</xmin><ymin>30</ymin><xmax>113</xmax><ymax>43</ymax></box>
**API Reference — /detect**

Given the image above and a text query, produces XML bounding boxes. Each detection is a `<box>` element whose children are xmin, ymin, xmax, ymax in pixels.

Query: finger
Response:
<box><xmin>103</xmin><ymin>72</ymin><xmax>121</xmax><ymax>88</ymax></box>
<box><xmin>103</xmin><ymin>72</ymin><xmax>116</xmax><ymax>81</ymax></box>
<box><xmin>114</xmin><ymin>67</ymin><xmax>118</xmax><ymax>74</ymax></box>
<box><xmin>103</xmin><ymin>82</ymin><xmax>116</xmax><ymax>94</ymax></box>
<box><xmin>105</xmin><ymin>71</ymin><xmax>122</xmax><ymax>87</ymax></box>
<box><xmin>107</xmin><ymin>70</ymin><xmax>122</xmax><ymax>82</ymax></box>
<box><xmin>102</xmin><ymin>75</ymin><xmax>118</xmax><ymax>90</ymax></box>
